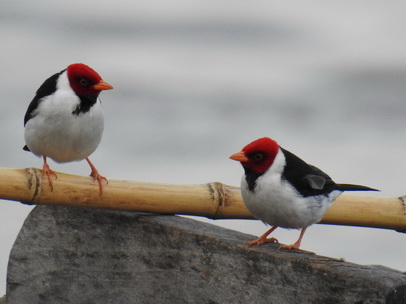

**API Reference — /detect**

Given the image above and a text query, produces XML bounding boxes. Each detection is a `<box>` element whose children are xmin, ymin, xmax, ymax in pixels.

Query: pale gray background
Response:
<box><xmin>1</xmin><ymin>0</ymin><xmax>406</xmax><ymax>296</ymax></box>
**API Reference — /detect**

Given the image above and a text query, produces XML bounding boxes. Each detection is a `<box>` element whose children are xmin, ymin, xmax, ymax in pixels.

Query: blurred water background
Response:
<box><xmin>1</xmin><ymin>0</ymin><xmax>406</xmax><ymax>296</ymax></box>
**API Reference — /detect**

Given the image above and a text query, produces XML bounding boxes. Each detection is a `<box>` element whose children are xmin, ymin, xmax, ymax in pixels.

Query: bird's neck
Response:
<box><xmin>72</xmin><ymin>95</ymin><xmax>99</xmax><ymax>115</ymax></box>
<box><xmin>243</xmin><ymin>168</ymin><xmax>264</xmax><ymax>192</ymax></box>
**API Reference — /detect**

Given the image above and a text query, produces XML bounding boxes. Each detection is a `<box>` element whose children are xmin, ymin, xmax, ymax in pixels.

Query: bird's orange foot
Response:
<box><xmin>89</xmin><ymin>169</ymin><xmax>108</xmax><ymax>196</ymax></box>
<box><xmin>245</xmin><ymin>237</ymin><xmax>278</xmax><ymax>247</ymax></box>
<box><xmin>279</xmin><ymin>243</ymin><xmax>300</xmax><ymax>250</ymax></box>
<box><xmin>278</xmin><ymin>244</ymin><xmax>314</xmax><ymax>254</ymax></box>
<box><xmin>42</xmin><ymin>164</ymin><xmax>57</xmax><ymax>191</ymax></box>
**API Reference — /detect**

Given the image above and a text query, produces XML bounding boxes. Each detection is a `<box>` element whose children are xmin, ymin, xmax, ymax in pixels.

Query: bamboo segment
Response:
<box><xmin>0</xmin><ymin>168</ymin><xmax>405</xmax><ymax>232</ymax></box>
<box><xmin>320</xmin><ymin>195</ymin><xmax>406</xmax><ymax>232</ymax></box>
<box><xmin>0</xmin><ymin>168</ymin><xmax>249</xmax><ymax>218</ymax></box>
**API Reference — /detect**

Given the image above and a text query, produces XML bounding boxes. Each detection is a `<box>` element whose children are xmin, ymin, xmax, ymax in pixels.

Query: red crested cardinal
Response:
<box><xmin>230</xmin><ymin>137</ymin><xmax>378</xmax><ymax>250</ymax></box>
<box><xmin>24</xmin><ymin>63</ymin><xmax>113</xmax><ymax>195</ymax></box>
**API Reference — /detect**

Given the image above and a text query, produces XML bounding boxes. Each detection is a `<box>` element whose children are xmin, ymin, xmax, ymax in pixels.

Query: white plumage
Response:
<box><xmin>24</xmin><ymin>63</ymin><xmax>113</xmax><ymax>194</ymax></box>
<box><xmin>240</xmin><ymin>148</ymin><xmax>341</xmax><ymax>229</ymax></box>
<box><xmin>230</xmin><ymin>137</ymin><xmax>378</xmax><ymax>250</ymax></box>
<box><xmin>24</xmin><ymin>71</ymin><xmax>104</xmax><ymax>163</ymax></box>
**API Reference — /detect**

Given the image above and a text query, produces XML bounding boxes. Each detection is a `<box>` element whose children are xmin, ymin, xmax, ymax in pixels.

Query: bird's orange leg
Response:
<box><xmin>245</xmin><ymin>225</ymin><xmax>279</xmax><ymax>247</ymax></box>
<box><xmin>279</xmin><ymin>227</ymin><xmax>307</xmax><ymax>250</ymax></box>
<box><xmin>86</xmin><ymin>158</ymin><xmax>108</xmax><ymax>196</ymax></box>
<box><xmin>42</xmin><ymin>156</ymin><xmax>57</xmax><ymax>191</ymax></box>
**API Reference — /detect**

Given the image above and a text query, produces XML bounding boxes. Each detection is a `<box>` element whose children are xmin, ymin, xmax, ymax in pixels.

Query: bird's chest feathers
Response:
<box><xmin>33</xmin><ymin>90</ymin><xmax>104</xmax><ymax>135</ymax></box>
<box><xmin>25</xmin><ymin>89</ymin><xmax>104</xmax><ymax>162</ymax></box>
<box><xmin>241</xmin><ymin>165</ymin><xmax>333</xmax><ymax>228</ymax></box>
<box><xmin>242</xmin><ymin>174</ymin><xmax>300</xmax><ymax>221</ymax></box>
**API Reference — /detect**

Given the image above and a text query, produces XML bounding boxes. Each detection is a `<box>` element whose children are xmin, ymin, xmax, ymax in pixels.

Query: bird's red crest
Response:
<box><xmin>66</xmin><ymin>63</ymin><xmax>104</xmax><ymax>96</ymax></box>
<box><xmin>237</xmin><ymin>137</ymin><xmax>280</xmax><ymax>174</ymax></box>
<box><xmin>242</xmin><ymin>137</ymin><xmax>279</xmax><ymax>156</ymax></box>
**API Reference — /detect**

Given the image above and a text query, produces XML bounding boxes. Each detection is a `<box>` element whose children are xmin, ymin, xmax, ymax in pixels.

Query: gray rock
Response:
<box><xmin>5</xmin><ymin>205</ymin><xmax>406</xmax><ymax>304</ymax></box>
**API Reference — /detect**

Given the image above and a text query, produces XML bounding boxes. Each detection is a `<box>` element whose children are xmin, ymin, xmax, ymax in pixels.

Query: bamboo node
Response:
<box><xmin>208</xmin><ymin>182</ymin><xmax>226</xmax><ymax>217</ymax></box>
<box><xmin>394</xmin><ymin>196</ymin><xmax>406</xmax><ymax>233</ymax></box>
<box><xmin>24</xmin><ymin>168</ymin><xmax>42</xmax><ymax>204</ymax></box>
<box><xmin>399</xmin><ymin>196</ymin><xmax>406</xmax><ymax>215</ymax></box>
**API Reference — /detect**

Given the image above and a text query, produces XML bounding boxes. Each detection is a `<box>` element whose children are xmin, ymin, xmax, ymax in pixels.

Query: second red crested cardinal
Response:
<box><xmin>230</xmin><ymin>137</ymin><xmax>378</xmax><ymax>251</ymax></box>
<box><xmin>23</xmin><ymin>63</ymin><xmax>113</xmax><ymax>195</ymax></box>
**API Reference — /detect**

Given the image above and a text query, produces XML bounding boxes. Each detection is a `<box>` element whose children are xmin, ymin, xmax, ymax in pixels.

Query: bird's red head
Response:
<box><xmin>230</xmin><ymin>137</ymin><xmax>280</xmax><ymax>174</ymax></box>
<box><xmin>66</xmin><ymin>63</ymin><xmax>113</xmax><ymax>96</ymax></box>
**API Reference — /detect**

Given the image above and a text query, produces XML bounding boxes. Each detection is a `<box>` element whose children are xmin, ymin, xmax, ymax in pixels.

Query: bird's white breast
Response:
<box><xmin>24</xmin><ymin>71</ymin><xmax>104</xmax><ymax>163</ymax></box>
<box><xmin>241</xmin><ymin>150</ymin><xmax>341</xmax><ymax>229</ymax></box>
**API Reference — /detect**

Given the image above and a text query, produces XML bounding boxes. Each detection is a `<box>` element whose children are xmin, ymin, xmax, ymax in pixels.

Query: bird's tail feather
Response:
<box><xmin>337</xmin><ymin>184</ymin><xmax>379</xmax><ymax>192</ymax></box>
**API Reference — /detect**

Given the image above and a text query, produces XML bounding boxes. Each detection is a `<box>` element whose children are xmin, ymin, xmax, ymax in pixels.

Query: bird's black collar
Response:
<box><xmin>244</xmin><ymin>167</ymin><xmax>264</xmax><ymax>192</ymax></box>
<box><xmin>72</xmin><ymin>95</ymin><xmax>99</xmax><ymax>115</ymax></box>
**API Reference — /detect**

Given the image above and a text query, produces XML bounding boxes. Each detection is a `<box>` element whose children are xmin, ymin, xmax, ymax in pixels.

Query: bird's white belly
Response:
<box><xmin>24</xmin><ymin>99</ymin><xmax>104</xmax><ymax>163</ymax></box>
<box><xmin>241</xmin><ymin>175</ymin><xmax>340</xmax><ymax>229</ymax></box>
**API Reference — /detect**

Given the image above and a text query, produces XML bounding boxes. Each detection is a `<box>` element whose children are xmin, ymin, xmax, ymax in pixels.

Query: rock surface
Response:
<box><xmin>5</xmin><ymin>205</ymin><xmax>406</xmax><ymax>304</ymax></box>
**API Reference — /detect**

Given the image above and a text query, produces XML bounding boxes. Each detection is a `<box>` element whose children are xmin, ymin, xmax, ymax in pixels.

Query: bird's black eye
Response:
<box><xmin>250</xmin><ymin>152</ymin><xmax>265</xmax><ymax>162</ymax></box>
<box><xmin>78</xmin><ymin>78</ymin><xmax>90</xmax><ymax>87</ymax></box>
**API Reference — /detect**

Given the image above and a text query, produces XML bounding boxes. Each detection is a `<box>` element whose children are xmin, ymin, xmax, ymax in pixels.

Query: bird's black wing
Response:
<box><xmin>280</xmin><ymin>147</ymin><xmax>337</xmax><ymax>197</ymax></box>
<box><xmin>302</xmin><ymin>173</ymin><xmax>326</xmax><ymax>190</ymax></box>
<box><xmin>23</xmin><ymin>70</ymin><xmax>65</xmax><ymax>126</ymax></box>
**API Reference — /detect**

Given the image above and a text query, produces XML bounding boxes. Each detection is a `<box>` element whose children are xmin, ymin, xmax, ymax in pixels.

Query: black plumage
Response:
<box><xmin>243</xmin><ymin>146</ymin><xmax>378</xmax><ymax>197</ymax></box>
<box><xmin>24</xmin><ymin>70</ymin><xmax>65</xmax><ymax>126</ymax></box>
<box><xmin>281</xmin><ymin>147</ymin><xmax>378</xmax><ymax>197</ymax></box>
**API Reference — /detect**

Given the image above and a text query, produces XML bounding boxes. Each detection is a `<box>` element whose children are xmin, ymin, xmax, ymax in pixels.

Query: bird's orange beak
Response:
<box><xmin>93</xmin><ymin>80</ymin><xmax>114</xmax><ymax>91</ymax></box>
<box><xmin>229</xmin><ymin>151</ymin><xmax>249</xmax><ymax>162</ymax></box>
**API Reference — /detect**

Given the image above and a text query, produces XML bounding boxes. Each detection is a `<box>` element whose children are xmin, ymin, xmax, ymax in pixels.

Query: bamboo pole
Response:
<box><xmin>0</xmin><ymin>168</ymin><xmax>405</xmax><ymax>232</ymax></box>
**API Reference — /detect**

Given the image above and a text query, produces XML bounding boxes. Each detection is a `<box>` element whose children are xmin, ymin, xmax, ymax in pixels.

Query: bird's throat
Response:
<box><xmin>244</xmin><ymin>168</ymin><xmax>264</xmax><ymax>192</ymax></box>
<box><xmin>72</xmin><ymin>95</ymin><xmax>99</xmax><ymax>115</ymax></box>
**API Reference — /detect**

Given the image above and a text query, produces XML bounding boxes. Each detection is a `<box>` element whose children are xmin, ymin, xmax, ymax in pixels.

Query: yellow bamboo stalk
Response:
<box><xmin>0</xmin><ymin>168</ymin><xmax>404</xmax><ymax>232</ymax></box>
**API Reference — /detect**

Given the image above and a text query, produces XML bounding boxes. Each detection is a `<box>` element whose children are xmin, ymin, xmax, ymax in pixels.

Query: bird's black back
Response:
<box><xmin>24</xmin><ymin>70</ymin><xmax>65</xmax><ymax>126</ymax></box>
<box><xmin>281</xmin><ymin>148</ymin><xmax>378</xmax><ymax>196</ymax></box>
<box><xmin>280</xmin><ymin>147</ymin><xmax>338</xmax><ymax>197</ymax></box>
<box><xmin>243</xmin><ymin>146</ymin><xmax>378</xmax><ymax>196</ymax></box>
